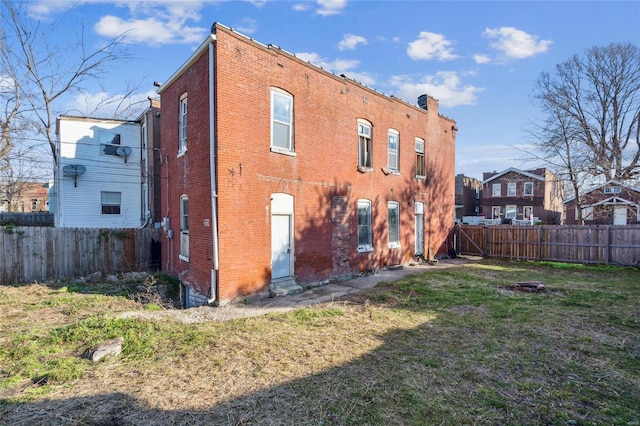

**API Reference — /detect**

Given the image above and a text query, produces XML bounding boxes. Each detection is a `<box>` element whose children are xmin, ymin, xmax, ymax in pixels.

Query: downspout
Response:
<box><xmin>207</xmin><ymin>35</ymin><xmax>220</xmax><ymax>305</ymax></box>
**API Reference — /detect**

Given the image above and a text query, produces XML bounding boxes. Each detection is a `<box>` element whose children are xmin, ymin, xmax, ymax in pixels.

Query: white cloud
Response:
<box><xmin>0</xmin><ymin>74</ymin><xmax>16</xmax><ymax>92</ymax></box>
<box><xmin>483</xmin><ymin>27</ymin><xmax>552</xmax><ymax>59</ymax></box>
<box><xmin>67</xmin><ymin>89</ymin><xmax>157</xmax><ymax>119</ymax></box>
<box><xmin>338</xmin><ymin>34</ymin><xmax>367</xmax><ymax>51</ymax></box>
<box><xmin>473</xmin><ymin>54</ymin><xmax>491</xmax><ymax>64</ymax></box>
<box><xmin>295</xmin><ymin>52</ymin><xmax>375</xmax><ymax>85</ymax></box>
<box><xmin>235</xmin><ymin>17</ymin><xmax>258</xmax><ymax>34</ymax></box>
<box><xmin>316</xmin><ymin>0</ymin><xmax>347</xmax><ymax>16</ymax></box>
<box><xmin>407</xmin><ymin>32</ymin><xmax>458</xmax><ymax>61</ymax></box>
<box><xmin>94</xmin><ymin>14</ymin><xmax>205</xmax><ymax>46</ymax></box>
<box><xmin>389</xmin><ymin>71</ymin><xmax>483</xmax><ymax>108</ymax></box>
<box><xmin>292</xmin><ymin>3</ymin><xmax>310</xmax><ymax>11</ymax></box>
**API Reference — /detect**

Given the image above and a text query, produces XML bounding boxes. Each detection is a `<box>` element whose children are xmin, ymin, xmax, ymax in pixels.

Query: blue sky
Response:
<box><xmin>23</xmin><ymin>0</ymin><xmax>640</xmax><ymax>180</ymax></box>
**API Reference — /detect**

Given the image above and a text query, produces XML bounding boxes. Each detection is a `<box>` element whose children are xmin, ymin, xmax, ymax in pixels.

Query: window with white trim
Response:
<box><xmin>179</xmin><ymin>94</ymin><xmax>187</xmax><ymax>155</ymax></box>
<box><xmin>523</xmin><ymin>206</ymin><xmax>533</xmax><ymax>220</ymax></box>
<box><xmin>271</xmin><ymin>88</ymin><xmax>294</xmax><ymax>153</ymax></box>
<box><xmin>415</xmin><ymin>138</ymin><xmax>425</xmax><ymax>178</ymax></box>
<box><xmin>180</xmin><ymin>195</ymin><xmax>189</xmax><ymax>260</ymax></box>
<box><xmin>99</xmin><ymin>130</ymin><xmax>122</xmax><ymax>156</ymax></box>
<box><xmin>507</xmin><ymin>182</ymin><xmax>516</xmax><ymax>197</ymax></box>
<box><xmin>388</xmin><ymin>201</ymin><xmax>400</xmax><ymax>248</ymax></box>
<box><xmin>357</xmin><ymin>200</ymin><xmax>373</xmax><ymax>252</ymax></box>
<box><xmin>523</xmin><ymin>182</ymin><xmax>534</xmax><ymax>196</ymax></box>
<box><xmin>387</xmin><ymin>129</ymin><xmax>399</xmax><ymax>172</ymax></box>
<box><xmin>101</xmin><ymin>191</ymin><xmax>121</xmax><ymax>215</ymax></box>
<box><xmin>358</xmin><ymin>120</ymin><xmax>372</xmax><ymax>169</ymax></box>
<box><xmin>492</xmin><ymin>183</ymin><xmax>501</xmax><ymax>197</ymax></box>
<box><xmin>505</xmin><ymin>205</ymin><xmax>517</xmax><ymax>219</ymax></box>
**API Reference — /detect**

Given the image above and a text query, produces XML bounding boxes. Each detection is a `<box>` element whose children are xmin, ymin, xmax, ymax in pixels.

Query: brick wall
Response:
<box><xmin>161</xmin><ymin>26</ymin><xmax>456</xmax><ymax>305</ymax></box>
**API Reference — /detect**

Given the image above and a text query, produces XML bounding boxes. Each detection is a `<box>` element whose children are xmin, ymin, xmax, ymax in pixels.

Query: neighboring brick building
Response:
<box><xmin>563</xmin><ymin>180</ymin><xmax>640</xmax><ymax>225</ymax></box>
<box><xmin>157</xmin><ymin>23</ymin><xmax>457</xmax><ymax>306</ymax></box>
<box><xmin>0</xmin><ymin>181</ymin><xmax>49</xmax><ymax>212</ymax></box>
<box><xmin>482</xmin><ymin>167</ymin><xmax>563</xmax><ymax>224</ymax></box>
<box><xmin>455</xmin><ymin>174</ymin><xmax>482</xmax><ymax>221</ymax></box>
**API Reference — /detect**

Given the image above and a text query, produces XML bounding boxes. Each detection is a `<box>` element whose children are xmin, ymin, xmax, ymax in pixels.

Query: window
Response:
<box><xmin>30</xmin><ymin>199</ymin><xmax>38</xmax><ymax>212</ymax></box>
<box><xmin>523</xmin><ymin>182</ymin><xmax>534</xmax><ymax>196</ymax></box>
<box><xmin>523</xmin><ymin>206</ymin><xmax>533</xmax><ymax>220</ymax></box>
<box><xmin>604</xmin><ymin>186</ymin><xmax>622</xmax><ymax>194</ymax></box>
<box><xmin>492</xmin><ymin>183</ymin><xmax>501</xmax><ymax>197</ymax></box>
<box><xmin>357</xmin><ymin>200</ymin><xmax>372</xmax><ymax>252</ymax></box>
<box><xmin>388</xmin><ymin>201</ymin><xmax>400</xmax><ymax>248</ymax></box>
<box><xmin>358</xmin><ymin>120</ymin><xmax>372</xmax><ymax>169</ymax></box>
<box><xmin>507</xmin><ymin>182</ymin><xmax>516</xmax><ymax>197</ymax></box>
<box><xmin>180</xmin><ymin>195</ymin><xmax>189</xmax><ymax>260</ymax></box>
<box><xmin>505</xmin><ymin>205</ymin><xmax>517</xmax><ymax>219</ymax></box>
<box><xmin>491</xmin><ymin>206</ymin><xmax>501</xmax><ymax>219</ymax></box>
<box><xmin>101</xmin><ymin>191</ymin><xmax>121</xmax><ymax>215</ymax></box>
<box><xmin>271</xmin><ymin>89</ymin><xmax>294</xmax><ymax>152</ymax></box>
<box><xmin>179</xmin><ymin>94</ymin><xmax>187</xmax><ymax>154</ymax></box>
<box><xmin>415</xmin><ymin>138</ymin><xmax>425</xmax><ymax>178</ymax></box>
<box><xmin>100</xmin><ymin>131</ymin><xmax>122</xmax><ymax>156</ymax></box>
<box><xmin>387</xmin><ymin>129</ymin><xmax>399</xmax><ymax>172</ymax></box>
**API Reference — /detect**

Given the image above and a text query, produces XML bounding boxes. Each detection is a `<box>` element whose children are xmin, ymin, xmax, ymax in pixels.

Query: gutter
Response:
<box><xmin>207</xmin><ymin>38</ymin><xmax>220</xmax><ymax>305</ymax></box>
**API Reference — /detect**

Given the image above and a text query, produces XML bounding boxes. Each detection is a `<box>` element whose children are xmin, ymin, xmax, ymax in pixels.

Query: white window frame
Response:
<box><xmin>415</xmin><ymin>138</ymin><xmax>425</xmax><ymax>178</ymax></box>
<box><xmin>388</xmin><ymin>201</ymin><xmax>400</xmax><ymax>248</ymax></box>
<box><xmin>179</xmin><ymin>195</ymin><xmax>189</xmax><ymax>261</ymax></box>
<box><xmin>505</xmin><ymin>205</ymin><xmax>517</xmax><ymax>219</ymax></box>
<box><xmin>492</xmin><ymin>183</ymin><xmax>501</xmax><ymax>197</ymax></box>
<box><xmin>99</xmin><ymin>130</ymin><xmax>122</xmax><ymax>157</ymax></box>
<box><xmin>357</xmin><ymin>199</ymin><xmax>373</xmax><ymax>252</ymax></box>
<box><xmin>387</xmin><ymin>129</ymin><xmax>399</xmax><ymax>173</ymax></box>
<box><xmin>101</xmin><ymin>191</ymin><xmax>121</xmax><ymax>215</ymax></box>
<box><xmin>270</xmin><ymin>88</ymin><xmax>294</xmax><ymax>154</ymax></box>
<box><xmin>604</xmin><ymin>186</ymin><xmax>622</xmax><ymax>194</ymax></box>
<box><xmin>507</xmin><ymin>182</ymin><xmax>517</xmax><ymax>197</ymax></box>
<box><xmin>178</xmin><ymin>94</ymin><xmax>187</xmax><ymax>155</ymax></box>
<box><xmin>358</xmin><ymin>119</ymin><xmax>372</xmax><ymax>169</ymax></box>
<box><xmin>523</xmin><ymin>182</ymin><xmax>534</xmax><ymax>196</ymax></box>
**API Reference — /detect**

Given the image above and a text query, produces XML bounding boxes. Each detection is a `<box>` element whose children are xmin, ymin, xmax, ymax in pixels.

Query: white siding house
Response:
<box><xmin>54</xmin><ymin>116</ymin><xmax>143</xmax><ymax>228</ymax></box>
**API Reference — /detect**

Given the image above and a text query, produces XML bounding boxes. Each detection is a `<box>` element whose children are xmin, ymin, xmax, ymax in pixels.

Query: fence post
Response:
<box><xmin>538</xmin><ymin>226</ymin><xmax>543</xmax><ymax>261</ymax></box>
<box><xmin>484</xmin><ymin>226</ymin><xmax>489</xmax><ymax>258</ymax></box>
<box><xmin>605</xmin><ymin>225</ymin><xmax>611</xmax><ymax>265</ymax></box>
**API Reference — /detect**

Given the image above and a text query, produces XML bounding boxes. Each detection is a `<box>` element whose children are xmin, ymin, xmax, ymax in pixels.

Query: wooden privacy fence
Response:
<box><xmin>455</xmin><ymin>224</ymin><xmax>640</xmax><ymax>266</ymax></box>
<box><xmin>0</xmin><ymin>227</ymin><xmax>162</xmax><ymax>284</ymax></box>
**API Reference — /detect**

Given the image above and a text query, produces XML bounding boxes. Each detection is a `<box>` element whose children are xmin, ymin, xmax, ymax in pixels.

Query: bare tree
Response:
<box><xmin>532</xmin><ymin>43</ymin><xmax>640</xmax><ymax>187</ymax></box>
<box><xmin>0</xmin><ymin>0</ymin><xmax>137</xmax><ymax>166</ymax></box>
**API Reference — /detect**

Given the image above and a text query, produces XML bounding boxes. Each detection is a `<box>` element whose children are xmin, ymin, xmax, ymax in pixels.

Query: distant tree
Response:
<box><xmin>0</xmin><ymin>0</ymin><xmax>139</xmax><ymax>166</ymax></box>
<box><xmin>529</xmin><ymin>43</ymin><xmax>640</xmax><ymax>220</ymax></box>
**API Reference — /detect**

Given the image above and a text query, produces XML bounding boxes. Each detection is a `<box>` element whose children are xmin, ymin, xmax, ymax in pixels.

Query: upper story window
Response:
<box><xmin>357</xmin><ymin>199</ymin><xmax>373</xmax><ymax>252</ymax></box>
<box><xmin>101</xmin><ymin>191</ymin><xmax>121</xmax><ymax>215</ymax></box>
<box><xmin>99</xmin><ymin>131</ymin><xmax>122</xmax><ymax>156</ymax></box>
<box><xmin>271</xmin><ymin>88</ymin><xmax>294</xmax><ymax>153</ymax></box>
<box><xmin>179</xmin><ymin>94</ymin><xmax>188</xmax><ymax>155</ymax></box>
<box><xmin>415</xmin><ymin>138</ymin><xmax>425</xmax><ymax>178</ymax></box>
<box><xmin>387</xmin><ymin>129</ymin><xmax>399</xmax><ymax>173</ymax></box>
<box><xmin>388</xmin><ymin>201</ymin><xmax>400</xmax><ymax>248</ymax></box>
<box><xmin>507</xmin><ymin>182</ymin><xmax>517</xmax><ymax>197</ymax></box>
<box><xmin>523</xmin><ymin>182</ymin><xmax>534</xmax><ymax>196</ymax></box>
<box><xmin>358</xmin><ymin>119</ymin><xmax>372</xmax><ymax>169</ymax></box>
<box><xmin>604</xmin><ymin>186</ymin><xmax>621</xmax><ymax>194</ymax></box>
<box><xmin>492</xmin><ymin>183</ymin><xmax>501</xmax><ymax>197</ymax></box>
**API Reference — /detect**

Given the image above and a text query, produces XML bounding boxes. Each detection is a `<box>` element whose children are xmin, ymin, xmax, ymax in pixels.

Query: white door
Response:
<box><xmin>415</xmin><ymin>202</ymin><xmax>424</xmax><ymax>256</ymax></box>
<box><xmin>614</xmin><ymin>206</ymin><xmax>627</xmax><ymax>225</ymax></box>
<box><xmin>271</xmin><ymin>214</ymin><xmax>291</xmax><ymax>279</ymax></box>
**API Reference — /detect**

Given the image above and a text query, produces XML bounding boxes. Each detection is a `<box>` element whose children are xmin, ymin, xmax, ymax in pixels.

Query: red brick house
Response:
<box><xmin>482</xmin><ymin>167</ymin><xmax>563</xmax><ymax>224</ymax></box>
<box><xmin>157</xmin><ymin>23</ymin><xmax>457</xmax><ymax>306</ymax></box>
<box><xmin>563</xmin><ymin>180</ymin><xmax>640</xmax><ymax>225</ymax></box>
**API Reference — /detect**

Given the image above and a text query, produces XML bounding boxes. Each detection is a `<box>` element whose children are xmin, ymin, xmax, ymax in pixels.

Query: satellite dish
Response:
<box><xmin>62</xmin><ymin>164</ymin><xmax>86</xmax><ymax>187</ymax></box>
<box><xmin>116</xmin><ymin>146</ymin><xmax>132</xmax><ymax>162</ymax></box>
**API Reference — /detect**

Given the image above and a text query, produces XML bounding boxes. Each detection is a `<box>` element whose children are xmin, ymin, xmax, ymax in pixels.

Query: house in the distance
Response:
<box><xmin>455</xmin><ymin>174</ymin><xmax>482</xmax><ymax>221</ymax></box>
<box><xmin>157</xmin><ymin>23</ymin><xmax>457</xmax><ymax>307</ymax></box>
<box><xmin>563</xmin><ymin>180</ymin><xmax>640</xmax><ymax>225</ymax></box>
<box><xmin>0</xmin><ymin>181</ymin><xmax>49</xmax><ymax>213</ymax></box>
<box><xmin>482</xmin><ymin>167</ymin><xmax>563</xmax><ymax>224</ymax></box>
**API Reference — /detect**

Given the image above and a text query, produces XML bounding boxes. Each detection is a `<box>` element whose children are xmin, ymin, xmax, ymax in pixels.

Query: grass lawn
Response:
<box><xmin>0</xmin><ymin>260</ymin><xmax>638</xmax><ymax>425</ymax></box>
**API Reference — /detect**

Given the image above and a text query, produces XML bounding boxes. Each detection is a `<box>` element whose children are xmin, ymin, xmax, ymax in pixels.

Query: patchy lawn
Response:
<box><xmin>0</xmin><ymin>260</ymin><xmax>638</xmax><ymax>425</ymax></box>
